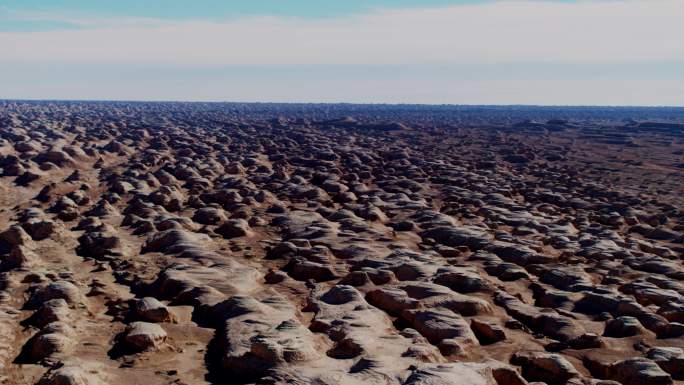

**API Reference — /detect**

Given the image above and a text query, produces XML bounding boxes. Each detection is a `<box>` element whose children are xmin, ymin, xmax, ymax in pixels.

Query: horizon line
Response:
<box><xmin>2</xmin><ymin>98</ymin><xmax>684</xmax><ymax>109</ymax></box>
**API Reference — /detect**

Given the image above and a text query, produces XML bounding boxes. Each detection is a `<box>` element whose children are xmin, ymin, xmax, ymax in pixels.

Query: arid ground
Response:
<box><xmin>1</xmin><ymin>101</ymin><xmax>683</xmax><ymax>385</ymax></box>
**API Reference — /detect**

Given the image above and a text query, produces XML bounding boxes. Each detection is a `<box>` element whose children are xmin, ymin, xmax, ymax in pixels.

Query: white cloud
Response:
<box><xmin>3</xmin><ymin>65</ymin><xmax>683</xmax><ymax>105</ymax></box>
<box><xmin>1</xmin><ymin>0</ymin><xmax>683</xmax><ymax>67</ymax></box>
<box><xmin>1</xmin><ymin>1</ymin><xmax>683</xmax><ymax>104</ymax></box>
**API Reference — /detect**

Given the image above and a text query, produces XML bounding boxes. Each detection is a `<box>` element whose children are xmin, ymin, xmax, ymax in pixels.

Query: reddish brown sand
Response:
<box><xmin>0</xmin><ymin>102</ymin><xmax>683</xmax><ymax>385</ymax></box>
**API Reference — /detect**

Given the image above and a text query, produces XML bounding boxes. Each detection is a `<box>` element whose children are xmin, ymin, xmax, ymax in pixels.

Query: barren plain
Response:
<box><xmin>0</xmin><ymin>101</ymin><xmax>683</xmax><ymax>385</ymax></box>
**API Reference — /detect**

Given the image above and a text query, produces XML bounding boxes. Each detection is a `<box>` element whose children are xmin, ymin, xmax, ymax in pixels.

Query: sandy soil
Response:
<box><xmin>0</xmin><ymin>102</ymin><xmax>683</xmax><ymax>385</ymax></box>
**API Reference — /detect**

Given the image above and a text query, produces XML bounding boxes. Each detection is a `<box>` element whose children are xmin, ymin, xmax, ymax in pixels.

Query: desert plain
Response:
<box><xmin>0</xmin><ymin>102</ymin><xmax>683</xmax><ymax>385</ymax></box>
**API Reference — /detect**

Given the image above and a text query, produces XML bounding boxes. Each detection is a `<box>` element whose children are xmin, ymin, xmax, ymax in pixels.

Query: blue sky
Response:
<box><xmin>0</xmin><ymin>0</ymin><xmax>498</xmax><ymax>33</ymax></box>
<box><xmin>1</xmin><ymin>0</ymin><xmax>683</xmax><ymax>105</ymax></box>
<box><xmin>1</xmin><ymin>0</ymin><xmax>481</xmax><ymax>20</ymax></box>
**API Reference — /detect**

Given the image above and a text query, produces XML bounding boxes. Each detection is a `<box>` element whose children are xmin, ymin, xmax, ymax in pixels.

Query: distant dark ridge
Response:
<box><xmin>637</xmin><ymin>122</ymin><xmax>684</xmax><ymax>130</ymax></box>
<box><xmin>1</xmin><ymin>100</ymin><xmax>684</xmax><ymax>126</ymax></box>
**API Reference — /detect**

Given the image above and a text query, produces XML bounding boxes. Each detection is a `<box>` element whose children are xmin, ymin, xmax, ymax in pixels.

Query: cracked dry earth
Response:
<box><xmin>0</xmin><ymin>102</ymin><xmax>683</xmax><ymax>385</ymax></box>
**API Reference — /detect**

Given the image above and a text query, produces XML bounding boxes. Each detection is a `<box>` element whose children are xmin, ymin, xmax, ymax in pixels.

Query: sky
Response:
<box><xmin>1</xmin><ymin>0</ymin><xmax>683</xmax><ymax>106</ymax></box>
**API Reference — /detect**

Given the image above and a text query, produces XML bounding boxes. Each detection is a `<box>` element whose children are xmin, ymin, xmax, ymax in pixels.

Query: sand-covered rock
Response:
<box><xmin>131</xmin><ymin>297</ymin><xmax>176</xmax><ymax>323</ymax></box>
<box><xmin>123</xmin><ymin>322</ymin><xmax>168</xmax><ymax>352</ymax></box>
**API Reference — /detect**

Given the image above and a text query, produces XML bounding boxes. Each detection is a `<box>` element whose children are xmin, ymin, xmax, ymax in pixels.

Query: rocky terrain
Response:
<box><xmin>0</xmin><ymin>101</ymin><xmax>683</xmax><ymax>385</ymax></box>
